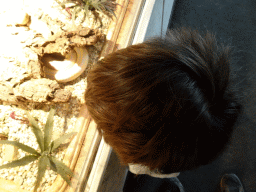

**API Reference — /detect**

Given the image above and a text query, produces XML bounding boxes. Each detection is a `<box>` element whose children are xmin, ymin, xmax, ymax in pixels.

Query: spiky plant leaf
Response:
<box><xmin>49</xmin><ymin>156</ymin><xmax>74</xmax><ymax>186</ymax></box>
<box><xmin>60</xmin><ymin>1</ymin><xmax>77</xmax><ymax>7</ymax></box>
<box><xmin>0</xmin><ymin>155</ymin><xmax>39</xmax><ymax>169</ymax></box>
<box><xmin>91</xmin><ymin>1</ymin><xmax>102</xmax><ymax>11</ymax></box>
<box><xmin>49</xmin><ymin>157</ymin><xmax>57</xmax><ymax>172</ymax></box>
<box><xmin>82</xmin><ymin>4</ymin><xmax>90</xmax><ymax>19</ymax></box>
<box><xmin>72</xmin><ymin>5</ymin><xmax>81</xmax><ymax>23</ymax></box>
<box><xmin>50</xmin><ymin>132</ymin><xmax>77</xmax><ymax>153</ymax></box>
<box><xmin>0</xmin><ymin>140</ymin><xmax>40</xmax><ymax>156</ymax></box>
<box><xmin>76</xmin><ymin>7</ymin><xmax>82</xmax><ymax>17</ymax></box>
<box><xmin>61</xmin><ymin>0</ymin><xmax>117</xmax><ymax>23</ymax></box>
<box><xmin>104</xmin><ymin>5</ymin><xmax>116</xmax><ymax>18</ymax></box>
<box><xmin>72</xmin><ymin>6</ymin><xmax>76</xmax><ymax>23</ymax></box>
<box><xmin>44</xmin><ymin>108</ymin><xmax>55</xmax><ymax>152</ymax></box>
<box><xmin>26</xmin><ymin>112</ymin><xmax>44</xmax><ymax>152</ymax></box>
<box><xmin>34</xmin><ymin>155</ymin><xmax>50</xmax><ymax>192</ymax></box>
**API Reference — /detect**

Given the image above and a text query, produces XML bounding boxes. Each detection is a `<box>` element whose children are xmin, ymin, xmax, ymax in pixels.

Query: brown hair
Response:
<box><xmin>85</xmin><ymin>27</ymin><xmax>241</xmax><ymax>173</ymax></box>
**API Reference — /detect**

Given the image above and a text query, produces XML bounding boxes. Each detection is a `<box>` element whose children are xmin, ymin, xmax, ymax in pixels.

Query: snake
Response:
<box><xmin>43</xmin><ymin>47</ymin><xmax>89</xmax><ymax>83</ymax></box>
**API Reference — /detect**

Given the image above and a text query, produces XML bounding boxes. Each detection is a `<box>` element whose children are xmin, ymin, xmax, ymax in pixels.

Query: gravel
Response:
<box><xmin>0</xmin><ymin>102</ymin><xmax>78</xmax><ymax>191</ymax></box>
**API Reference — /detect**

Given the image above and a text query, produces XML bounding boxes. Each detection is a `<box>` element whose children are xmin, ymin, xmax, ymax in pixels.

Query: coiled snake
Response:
<box><xmin>42</xmin><ymin>47</ymin><xmax>89</xmax><ymax>83</ymax></box>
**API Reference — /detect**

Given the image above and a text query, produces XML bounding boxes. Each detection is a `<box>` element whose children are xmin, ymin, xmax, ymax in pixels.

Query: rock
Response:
<box><xmin>0</xmin><ymin>65</ymin><xmax>31</xmax><ymax>87</ymax></box>
<box><xmin>67</xmin><ymin>28</ymin><xmax>105</xmax><ymax>46</ymax></box>
<box><xmin>70</xmin><ymin>35</ymin><xmax>99</xmax><ymax>46</ymax></box>
<box><xmin>78</xmin><ymin>28</ymin><xmax>92</xmax><ymax>37</ymax></box>
<box><xmin>0</xmin><ymin>178</ymin><xmax>27</xmax><ymax>192</ymax></box>
<box><xmin>14</xmin><ymin>79</ymin><xmax>71</xmax><ymax>103</ymax></box>
<box><xmin>43</xmin><ymin>37</ymin><xmax>72</xmax><ymax>56</ymax></box>
<box><xmin>7</xmin><ymin>175</ymin><xmax>14</xmax><ymax>181</ymax></box>
<box><xmin>14</xmin><ymin>176</ymin><xmax>24</xmax><ymax>186</ymax></box>
<box><xmin>26</xmin><ymin>171</ymin><xmax>32</xmax><ymax>177</ymax></box>
<box><xmin>0</xmin><ymin>65</ymin><xmax>29</xmax><ymax>83</ymax></box>
<box><xmin>52</xmin><ymin>89</ymin><xmax>72</xmax><ymax>103</ymax></box>
<box><xmin>2</xmin><ymin>9</ymin><xmax>30</xmax><ymax>26</ymax></box>
<box><xmin>14</xmin><ymin>10</ymin><xmax>30</xmax><ymax>26</ymax></box>
<box><xmin>27</xmin><ymin>60</ymin><xmax>43</xmax><ymax>79</ymax></box>
<box><xmin>31</xmin><ymin>37</ymin><xmax>48</xmax><ymax>47</ymax></box>
<box><xmin>29</xmin><ymin>18</ymin><xmax>52</xmax><ymax>39</ymax></box>
<box><xmin>23</xmin><ymin>47</ymin><xmax>38</xmax><ymax>60</ymax></box>
<box><xmin>25</xmin><ymin>26</ymin><xmax>104</xmax><ymax>60</ymax></box>
<box><xmin>2</xmin><ymin>145</ymin><xmax>18</xmax><ymax>162</ymax></box>
<box><xmin>21</xmin><ymin>48</ymin><xmax>44</xmax><ymax>78</ymax></box>
<box><xmin>14</xmin><ymin>78</ymin><xmax>58</xmax><ymax>102</ymax></box>
<box><xmin>0</xmin><ymin>133</ymin><xmax>8</xmax><ymax>140</ymax></box>
<box><xmin>0</xmin><ymin>82</ymin><xmax>17</xmax><ymax>103</ymax></box>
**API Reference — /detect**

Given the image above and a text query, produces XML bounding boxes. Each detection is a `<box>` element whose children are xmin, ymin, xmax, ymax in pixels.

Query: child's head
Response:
<box><xmin>85</xmin><ymin>27</ymin><xmax>241</xmax><ymax>173</ymax></box>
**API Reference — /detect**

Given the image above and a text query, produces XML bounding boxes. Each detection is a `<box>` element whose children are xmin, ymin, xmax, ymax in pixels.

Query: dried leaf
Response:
<box><xmin>10</xmin><ymin>111</ymin><xmax>16</xmax><ymax>119</ymax></box>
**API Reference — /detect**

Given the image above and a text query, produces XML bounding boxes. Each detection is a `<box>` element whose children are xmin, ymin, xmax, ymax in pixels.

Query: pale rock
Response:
<box><xmin>8</xmin><ymin>174</ymin><xmax>14</xmax><ymax>180</ymax></box>
<box><xmin>29</xmin><ymin>17</ymin><xmax>52</xmax><ymax>39</ymax></box>
<box><xmin>3</xmin><ymin>172</ymin><xmax>8</xmax><ymax>178</ymax></box>
<box><xmin>27</xmin><ymin>171</ymin><xmax>32</xmax><ymax>177</ymax></box>
<box><xmin>1</xmin><ymin>8</ymin><xmax>30</xmax><ymax>26</ymax></box>
<box><xmin>3</xmin><ymin>127</ymin><xmax>9</xmax><ymax>134</ymax></box>
<box><xmin>26</xmin><ymin>178</ymin><xmax>32</xmax><ymax>184</ymax></box>
<box><xmin>24</xmin><ymin>164</ymin><xmax>30</xmax><ymax>171</ymax></box>
<box><xmin>14</xmin><ymin>176</ymin><xmax>24</xmax><ymax>186</ymax></box>
<box><xmin>2</xmin><ymin>145</ymin><xmax>18</xmax><ymax>161</ymax></box>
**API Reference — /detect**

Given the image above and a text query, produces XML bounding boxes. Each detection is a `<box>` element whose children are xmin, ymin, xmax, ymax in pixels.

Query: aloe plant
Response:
<box><xmin>60</xmin><ymin>0</ymin><xmax>117</xmax><ymax>23</ymax></box>
<box><xmin>0</xmin><ymin>108</ymin><xmax>77</xmax><ymax>192</ymax></box>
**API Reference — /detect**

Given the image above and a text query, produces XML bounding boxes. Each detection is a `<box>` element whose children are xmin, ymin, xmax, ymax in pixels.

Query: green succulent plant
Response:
<box><xmin>0</xmin><ymin>108</ymin><xmax>77</xmax><ymax>192</ymax></box>
<box><xmin>60</xmin><ymin>0</ymin><xmax>117</xmax><ymax>23</ymax></box>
